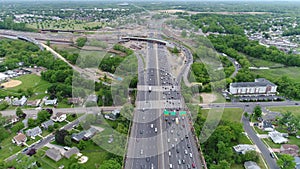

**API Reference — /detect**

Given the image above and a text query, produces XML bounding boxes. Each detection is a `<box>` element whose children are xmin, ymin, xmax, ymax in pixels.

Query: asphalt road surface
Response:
<box><xmin>125</xmin><ymin>41</ymin><xmax>202</xmax><ymax>169</ymax></box>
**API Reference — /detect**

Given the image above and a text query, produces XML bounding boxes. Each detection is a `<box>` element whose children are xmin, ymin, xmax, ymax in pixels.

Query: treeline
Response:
<box><xmin>113</xmin><ymin>44</ymin><xmax>133</xmax><ymax>55</ymax></box>
<box><xmin>208</xmin><ymin>34</ymin><xmax>300</xmax><ymax>67</ymax></box>
<box><xmin>275</xmin><ymin>76</ymin><xmax>300</xmax><ymax>100</ymax></box>
<box><xmin>0</xmin><ymin>17</ymin><xmax>37</xmax><ymax>32</ymax></box>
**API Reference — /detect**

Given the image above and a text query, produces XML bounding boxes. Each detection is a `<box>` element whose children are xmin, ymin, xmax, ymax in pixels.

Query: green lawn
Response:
<box><xmin>0</xmin><ymin>134</ymin><xmax>23</xmax><ymax>162</ymax></box>
<box><xmin>262</xmin><ymin>138</ymin><xmax>281</xmax><ymax>149</ymax></box>
<box><xmin>252</xmin><ymin>67</ymin><xmax>300</xmax><ymax>82</ymax></box>
<box><xmin>35</xmin><ymin>140</ymin><xmax>112</xmax><ymax>169</ymax></box>
<box><xmin>201</xmin><ymin>108</ymin><xmax>244</xmax><ymax>123</ymax></box>
<box><xmin>8</xmin><ymin>74</ymin><xmax>51</xmax><ymax>93</ymax></box>
<box><xmin>268</xmin><ymin>106</ymin><xmax>300</xmax><ymax>117</ymax></box>
<box><xmin>247</xmin><ymin>56</ymin><xmax>284</xmax><ymax>68</ymax></box>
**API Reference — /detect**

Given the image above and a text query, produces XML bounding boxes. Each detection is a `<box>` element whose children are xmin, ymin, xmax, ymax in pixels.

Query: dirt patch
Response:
<box><xmin>1</xmin><ymin>80</ymin><xmax>22</xmax><ymax>88</ymax></box>
<box><xmin>200</xmin><ymin>93</ymin><xmax>217</xmax><ymax>104</ymax></box>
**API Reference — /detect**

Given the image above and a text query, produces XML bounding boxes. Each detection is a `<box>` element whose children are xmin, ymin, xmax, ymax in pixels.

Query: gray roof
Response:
<box><xmin>64</xmin><ymin>147</ymin><xmax>80</xmax><ymax>159</ymax></box>
<box><xmin>84</xmin><ymin>127</ymin><xmax>97</xmax><ymax>138</ymax></box>
<box><xmin>231</xmin><ymin>78</ymin><xmax>276</xmax><ymax>88</ymax></box>
<box><xmin>26</xmin><ymin>126</ymin><xmax>42</xmax><ymax>137</ymax></box>
<box><xmin>41</xmin><ymin>120</ymin><xmax>54</xmax><ymax>128</ymax></box>
<box><xmin>72</xmin><ymin>131</ymin><xmax>86</xmax><ymax>142</ymax></box>
<box><xmin>244</xmin><ymin>161</ymin><xmax>261</xmax><ymax>169</ymax></box>
<box><xmin>46</xmin><ymin>148</ymin><xmax>62</xmax><ymax>162</ymax></box>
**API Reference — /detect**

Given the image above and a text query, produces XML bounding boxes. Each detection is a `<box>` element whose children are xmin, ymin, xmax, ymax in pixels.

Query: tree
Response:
<box><xmin>64</xmin><ymin>135</ymin><xmax>72</xmax><ymax>147</ymax></box>
<box><xmin>16</xmin><ymin>107</ymin><xmax>26</xmax><ymax>119</ymax></box>
<box><xmin>241</xmin><ymin>151</ymin><xmax>259</xmax><ymax>163</ymax></box>
<box><xmin>181</xmin><ymin>30</ymin><xmax>187</xmax><ymax>37</ymax></box>
<box><xmin>48</xmin><ymin>125</ymin><xmax>54</xmax><ymax>132</ymax></box>
<box><xmin>28</xmin><ymin>118</ymin><xmax>37</xmax><ymax>128</ymax></box>
<box><xmin>11</xmin><ymin>122</ymin><xmax>25</xmax><ymax>133</ymax></box>
<box><xmin>55</xmin><ymin>130</ymin><xmax>69</xmax><ymax>145</ymax></box>
<box><xmin>78</xmin><ymin>140</ymin><xmax>86</xmax><ymax>150</ymax></box>
<box><xmin>244</xmin><ymin>112</ymin><xmax>249</xmax><ymax>119</ymax></box>
<box><xmin>210</xmin><ymin>160</ymin><xmax>231</xmax><ymax>169</ymax></box>
<box><xmin>99</xmin><ymin>159</ymin><xmax>121</xmax><ymax>169</ymax></box>
<box><xmin>253</xmin><ymin>106</ymin><xmax>262</xmax><ymax>118</ymax></box>
<box><xmin>68</xmin><ymin>163</ymin><xmax>87</xmax><ymax>169</ymax></box>
<box><xmin>277</xmin><ymin>154</ymin><xmax>296</xmax><ymax>169</ymax></box>
<box><xmin>37</xmin><ymin>110</ymin><xmax>51</xmax><ymax>123</ymax></box>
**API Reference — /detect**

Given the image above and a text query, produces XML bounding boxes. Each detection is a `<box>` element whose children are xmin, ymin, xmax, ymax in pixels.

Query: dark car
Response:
<box><xmin>270</xmin><ymin>153</ymin><xmax>275</xmax><ymax>158</ymax></box>
<box><xmin>146</xmin><ymin>157</ymin><xmax>150</xmax><ymax>162</ymax></box>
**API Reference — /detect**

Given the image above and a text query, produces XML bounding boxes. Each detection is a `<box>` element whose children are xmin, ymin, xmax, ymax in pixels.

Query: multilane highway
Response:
<box><xmin>125</xmin><ymin>38</ymin><xmax>203</xmax><ymax>169</ymax></box>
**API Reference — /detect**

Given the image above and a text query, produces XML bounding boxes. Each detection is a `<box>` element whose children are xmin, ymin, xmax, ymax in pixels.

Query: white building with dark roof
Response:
<box><xmin>229</xmin><ymin>78</ymin><xmax>277</xmax><ymax>96</ymax></box>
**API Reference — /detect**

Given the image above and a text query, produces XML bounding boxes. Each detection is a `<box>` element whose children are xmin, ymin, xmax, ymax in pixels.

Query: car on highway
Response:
<box><xmin>192</xmin><ymin>163</ymin><xmax>196</xmax><ymax>168</ymax></box>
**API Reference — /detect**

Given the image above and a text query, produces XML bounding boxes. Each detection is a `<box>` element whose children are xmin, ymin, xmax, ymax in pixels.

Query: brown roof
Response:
<box><xmin>280</xmin><ymin>144</ymin><xmax>299</xmax><ymax>157</ymax></box>
<box><xmin>13</xmin><ymin>133</ymin><xmax>26</xmax><ymax>143</ymax></box>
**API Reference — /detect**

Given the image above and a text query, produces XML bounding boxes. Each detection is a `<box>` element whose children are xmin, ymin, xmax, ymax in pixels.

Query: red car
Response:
<box><xmin>192</xmin><ymin>163</ymin><xmax>196</xmax><ymax>168</ymax></box>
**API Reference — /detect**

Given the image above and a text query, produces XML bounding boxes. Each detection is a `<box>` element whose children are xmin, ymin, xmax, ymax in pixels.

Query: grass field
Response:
<box><xmin>201</xmin><ymin>108</ymin><xmax>244</xmax><ymax>123</ymax></box>
<box><xmin>8</xmin><ymin>74</ymin><xmax>51</xmax><ymax>94</ymax></box>
<box><xmin>252</xmin><ymin>67</ymin><xmax>300</xmax><ymax>82</ymax></box>
<box><xmin>268</xmin><ymin>106</ymin><xmax>300</xmax><ymax>117</ymax></box>
<box><xmin>247</xmin><ymin>56</ymin><xmax>284</xmax><ymax>68</ymax></box>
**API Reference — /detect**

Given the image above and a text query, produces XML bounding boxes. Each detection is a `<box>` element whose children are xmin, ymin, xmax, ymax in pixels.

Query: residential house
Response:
<box><xmin>268</xmin><ymin>131</ymin><xmax>288</xmax><ymax>144</ymax></box>
<box><xmin>0</xmin><ymin>72</ymin><xmax>8</xmax><ymax>82</ymax></box>
<box><xmin>71</xmin><ymin>131</ymin><xmax>86</xmax><ymax>142</ymax></box>
<box><xmin>12</xmin><ymin>133</ymin><xmax>27</xmax><ymax>146</ymax></box>
<box><xmin>5</xmin><ymin>115</ymin><xmax>19</xmax><ymax>126</ymax></box>
<box><xmin>67</xmin><ymin>98</ymin><xmax>83</xmax><ymax>105</ymax></box>
<box><xmin>72</xmin><ymin>127</ymin><xmax>97</xmax><ymax>142</ymax></box>
<box><xmin>44</xmin><ymin>98</ymin><xmax>57</xmax><ymax>106</ymax></box>
<box><xmin>295</xmin><ymin>156</ymin><xmax>300</xmax><ymax>169</ymax></box>
<box><xmin>84</xmin><ymin>127</ymin><xmax>98</xmax><ymax>139</ymax></box>
<box><xmin>261</xmin><ymin>121</ymin><xmax>274</xmax><ymax>132</ymax></box>
<box><xmin>12</xmin><ymin>96</ymin><xmax>27</xmax><ymax>106</ymax></box>
<box><xmin>63</xmin><ymin>147</ymin><xmax>80</xmax><ymax>159</ymax></box>
<box><xmin>26</xmin><ymin>126</ymin><xmax>42</xmax><ymax>138</ymax></box>
<box><xmin>104</xmin><ymin>109</ymin><xmax>120</xmax><ymax>121</ymax></box>
<box><xmin>244</xmin><ymin>161</ymin><xmax>261</xmax><ymax>169</ymax></box>
<box><xmin>46</xmin><ymin>148</ymin><xmax>62</xmax><ymax>162</ymax></box>
<box><xmin>26</xmin><ymin>99</ymin><xmax>41</xmax><ymax>107</ymax></box>
<box><xmin>51</xmin><ymin>113</ymin><xmax>67</xmax><ymax>122</ymax></box>
<box><xmin>41</xmin><ymin>120</ymin><xmax>54</xmax><ymax>129</ymax></box>
<box><xmin>233</xmin><ymin>144</ymin><xmax>256</xmax><ymax>154</ymax></box>
<box><xmin>280</xmin><ymin>144</ymin><xmax>299</xmax><ymax>157</ymax></box>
